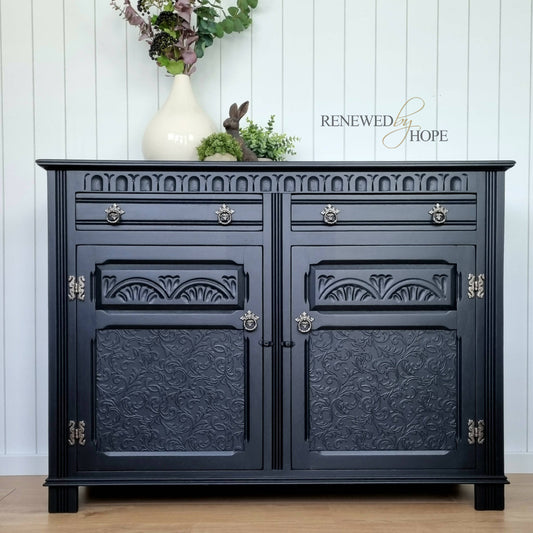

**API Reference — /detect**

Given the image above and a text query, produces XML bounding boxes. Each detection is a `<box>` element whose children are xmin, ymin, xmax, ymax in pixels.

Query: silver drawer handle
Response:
<box><xmin>321</xmin><ymin>204</ymin><xmax>340</xmax><ymax>225</ymax></box>
<box><xmin>241</xmin><ymin>310</ymin><xmax>260</xmax><ymax>332</ymax></box>
<box><xmin>105</xmin><ymin>203</ymin><xmax>125</xmax><ymax>225</ymax></box>
<box><xmin>429</xmin><ymin>203</ymin><xmax>448</xmax><ymax>225</ymax></box>
<box><xmin>295</xmin><ymin>312</ymin><xmax>314</xmax><ymax>334</ymax></box>
<box><xmin>216</xmin><ymin>204</ymin><xmax>235</xmax><ymax>225</ymax></box>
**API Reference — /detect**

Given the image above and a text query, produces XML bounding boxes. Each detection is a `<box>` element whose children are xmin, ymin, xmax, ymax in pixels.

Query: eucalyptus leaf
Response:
<box><xmin>232</xmin><ymin>17</ymin><xmax>244</xmax><ymax>32</ymax></box>
<box><xmin>214</xmin><ymin>23</ymin><xmax>225</xmax><ymax>38</ymax></box>
<box><xmin>222</xmin><ymin>18</ymin><xmax>234</xmax><ymax>33</ymax></box>
<box><xmin>238</xmin><ymin>11</ymin><xmax>250</xmax><ymax>24</ymax></box>
<box><xmin>157</xmin><ymin>56</ymin><xmax>185</xmax><ymax>76</ymax></box>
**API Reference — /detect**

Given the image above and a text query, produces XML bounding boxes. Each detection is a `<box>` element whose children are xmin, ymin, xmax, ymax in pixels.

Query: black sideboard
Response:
<box><xmin>38</xmin><ymin>159</ymin><xmax>514</xmax><ymax>512</ymax></box>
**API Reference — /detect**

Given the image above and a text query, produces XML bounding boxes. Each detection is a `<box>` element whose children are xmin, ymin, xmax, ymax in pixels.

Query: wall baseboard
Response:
<box><xmin>1</xmin><ymin>453</ymin><xmax>533</xmax><ymax>476</ymax></box>
<box><xmin>0</xmin><ymin>455</ymin><xmax>47</xmax><ymax>476</ymax></box>
<box><xmin>505</xmin><ymin>453</ymin><xmax>533</xmax><ymax>474</ymax></box>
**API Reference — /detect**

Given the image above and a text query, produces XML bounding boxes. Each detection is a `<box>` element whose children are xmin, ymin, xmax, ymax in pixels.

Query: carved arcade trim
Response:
<box><xmin>83</xmin><ymin>171</ymin><xmax>469</xmax><ymax>194</ymax></box>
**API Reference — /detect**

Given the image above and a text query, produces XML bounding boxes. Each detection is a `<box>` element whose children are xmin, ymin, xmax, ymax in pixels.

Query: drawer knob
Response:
<box><xmin>241</xmin><ymin>310</ymin><xmax>260</xmax><ymax>332</ymax></box>
<box><xmin>105</xmin><ymin>203</ymin><xmax>125</xmax><ymax>225</ymax></box>
<box><xmin>429</xmin><ymin>203</ymin><xmax>448</xmax><ymax>225</ymax></box>
<box><xmin>295</xmin><ymin>312</ymin><xmax>314</xmax><ymax>334</ymax></box>
<box><xmin>216</xmin><ymin>204</ymin><xmax>235</xmax><ymax>225</ymax></box>
<box><xmin>321</xmin><ymin>204</ymin><xmax>340</xmax><ymax>225</ymax></box>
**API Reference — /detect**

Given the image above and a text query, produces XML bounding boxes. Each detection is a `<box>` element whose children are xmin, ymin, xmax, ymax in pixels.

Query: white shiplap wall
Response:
<box><xmin>0</xmin><ymin>0</ymin><xmax>532</xmax><ymax>474</ymax></box>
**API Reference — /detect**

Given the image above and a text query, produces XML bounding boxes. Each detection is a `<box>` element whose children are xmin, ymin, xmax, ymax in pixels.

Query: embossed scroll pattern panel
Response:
<box><xmin>309</xmin><ymin>329</ymin><xmax>457</xmax><ymax>451</ymax></box>
<box><xmin>96</xmin><ymin>329</ymin><xmax>245</xmax><ymax>452</ymax></box>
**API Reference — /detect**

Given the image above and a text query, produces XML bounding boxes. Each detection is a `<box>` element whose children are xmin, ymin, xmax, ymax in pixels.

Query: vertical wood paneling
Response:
<box><xmin>500</xmin><ymin>0</ymin><xmax>531</xmax><ymax>453</ymax></box>
<box><xmin>32</xmin><ymin>0</ymin><xmax>66</xmax><ymax>455</ymax></box>
<box><xmin>64</xmin><ymin>0</ymin><xmax>96</xmax><ymax>158</ymax></box>
<box><xmin>95</xmin><ymin>2</ymin><xmax>128</xmax><ymax>159</ymax></box>
<box><xmin>126</xmin><ymin>26</ymin><xmax>158</xmax><ymax>159</ymax></box>
<box><xmin>0</xmin><ymin>0</ymin><xmax>5</xmax><ymax>456</ymax></box>
<box><xmin>219</xmin><ymin>0</ymin><xmax>252</xmax><ymax>132</ymax></box>
<box><xmin>282</xmin><ymin>1</ymin><xmax>314</xmax><ymax>160</ymax></box>
<box><xmin>194</xmin><ymin>37</ymin><xmax>222</xmax><ymax>133</ymax></box>
<box><xmin>437</xmin><ymin>0</ymin><xmax>469</xmax><ymax>159</ymax></box>
<box><xmin>313</xmin><ymin>0</ymin><xmax>345</xmax><ymax>161</ymax></box>
<box><xmin>525</xmin><ymin>2</ymin><xmax>533</xmax><ymax>454</ymax></box>
<box><xmin>250</xmin><ymin>0</ymin><xmax>283</xmax><ymax>129</ymax></box>
<box><xmin>405</xmin><ymin>0</ymin><xmax>438</xmax><ymax>161</ymax></box>
<box><xmin>0</xmin><ymin>0</ymin><xmax>36</xmax><ymax>454</ymax></box>
<box><xmin>344</xmin><ymin>2</ymin><xmax>376</xmax><ymax>160</ymax></box>
<box><xmin>468</xmin><ymin>0</ymin><xmax>500</xmax><ymax>158</ymax></box>
<box><xmin>375</xmin><ymin>0</ymin><xmax>407</xmax><ymax>160</ymax></box>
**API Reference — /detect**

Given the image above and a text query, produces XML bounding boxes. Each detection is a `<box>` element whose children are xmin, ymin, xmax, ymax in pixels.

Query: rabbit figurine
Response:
<box><xmin>223</xmin><ymin>101</ymin><xmax>258</xmax><ymax>162</ymax></box>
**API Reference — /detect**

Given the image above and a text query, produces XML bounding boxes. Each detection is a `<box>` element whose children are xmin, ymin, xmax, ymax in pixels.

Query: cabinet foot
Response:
<box><xmin>474</xmin><ymin>484</ymin><xmax>504</xmax><ymax>510</ymax></box>
<box><xmin>49</xmin><ymin>486</ymin><xmax>79</xmax><ymax>513</ymax></box>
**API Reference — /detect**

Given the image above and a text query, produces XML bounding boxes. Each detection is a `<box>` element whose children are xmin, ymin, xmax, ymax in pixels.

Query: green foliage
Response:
<box><xmin>111</xmin><ymin>0</ymin><xmax>258</xmax><ymax>75</ymax></box>
<box><xmin>197</xmin><ymin>132</ymin><xmax>244</xmax><ymax>161</ymax></box>
<box><xmin>156</xmin><ymin>56</ymin><xmax>184</xmax><ymax>75</ymax></box>
<box><xmin>240</xmin><ymin>116</ymin><xmax>299</xmax><ymax>161</ymax></box>
<box><xmin>195</xmin><ymin>0</ymin><xmax>255</xmax><ymax>60</ymax></box>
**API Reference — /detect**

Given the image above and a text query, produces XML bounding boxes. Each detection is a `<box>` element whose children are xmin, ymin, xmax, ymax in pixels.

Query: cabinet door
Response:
<box><xmin>291</xmin><ymin>245</ymin><xmax>477</xmax><ymax>471</ymax></box>
<box><xmin>75</xmin><ymin>245</ymin><xmax>263</xmax><ymax>471</ymax></box>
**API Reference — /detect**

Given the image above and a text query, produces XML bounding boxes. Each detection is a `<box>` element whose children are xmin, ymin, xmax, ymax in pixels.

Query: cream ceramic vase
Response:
<box><xmin>142</xmin><ymin>74</ymin><xmax>216</xmax><ymax>160</ymax></box>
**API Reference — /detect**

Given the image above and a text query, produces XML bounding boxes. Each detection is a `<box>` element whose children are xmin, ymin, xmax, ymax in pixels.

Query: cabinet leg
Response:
<box><xmin>48</xmin><ymin>486</ymin><xmax>79</xmax><ymax>513</ymax></box>
<box><xmin>474</xmin><ymin>484</ymin><xmax>504</xmax><ymax>510</ymax></box>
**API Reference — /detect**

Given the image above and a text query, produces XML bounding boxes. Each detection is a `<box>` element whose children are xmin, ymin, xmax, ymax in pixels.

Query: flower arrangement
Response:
<box><xmin>197</xmin><ymin>132</ymin><xmax>243</xmax><ymax>161</ymax></box>
<box><xmin>111</xmin><ymin>0</ymin><xmax>258</xmax><ymax>76</ymax></box>
<box><xmin>240</xmin><ymin>115</ymin><xmax>299</xmax><ymax>161</ymax></box>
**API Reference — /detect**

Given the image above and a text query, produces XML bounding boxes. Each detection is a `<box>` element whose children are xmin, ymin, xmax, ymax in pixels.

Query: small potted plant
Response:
<box><xmin>240</xmin><ymin>115</ymin><xmax>299</xmax><ymax>161</ymax></box>
<box><xmin>197</xmin><ymin>132</ymin><xmax>244</xmax><ymax>161</ymax></box>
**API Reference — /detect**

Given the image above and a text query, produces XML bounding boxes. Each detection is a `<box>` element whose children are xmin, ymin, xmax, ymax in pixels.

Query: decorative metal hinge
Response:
<box><xmin>468</xmin><ymin>419</ymin><xmax>485</xmax><ymax>445</ymax></box>
<box><xmin>68</xmin><ymin>275</ymin><xmax>86</xmax><ymax>301</ymax></box>
<box><xmin>467</xmin><ymin>273</ymin><xmax>485</xmax><ymax>299</ymax></box>
<box><xmin>68</xmin><ymin>420</ymin><xmax>86</xmax><ymax>446</ymax></box>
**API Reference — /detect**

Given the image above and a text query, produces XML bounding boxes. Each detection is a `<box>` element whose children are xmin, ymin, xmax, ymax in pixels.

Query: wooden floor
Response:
<box><xmin>0</xmin><ymin>476</ymin><xmax>532</xmax><ymax>532</ymax></box>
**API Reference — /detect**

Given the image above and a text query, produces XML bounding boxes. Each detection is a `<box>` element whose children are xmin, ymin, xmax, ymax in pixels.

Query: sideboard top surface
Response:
<box><xmin>36</xmin><ymin>159</ymin><xmax>516</xmax><ymax>172</ymax></box>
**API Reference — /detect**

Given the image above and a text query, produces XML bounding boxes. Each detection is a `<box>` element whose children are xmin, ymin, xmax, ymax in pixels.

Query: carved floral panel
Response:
<box><xmin>96</xmin><ymin>328</ymin><xmax>245</xmax><ymax>452</ymax></box>
<box><xmin>310</xmin><ymin>264</ymin><xmax>455</xmax><ymax>310</ymax></box>
<box><xmin>308</xmin><ymin>329</ymin><xmax>457</xmax><ymax>451</ymax></box>
<box><xmin>97</xmin><ymin>263</ymin><xmax>243</xmax><ymax>309</ymax></box>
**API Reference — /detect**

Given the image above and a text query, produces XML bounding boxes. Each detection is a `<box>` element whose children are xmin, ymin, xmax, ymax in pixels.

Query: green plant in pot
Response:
<box><xmin>197</xmin><ymin>132</ymin><xmax>244</xmax><ymax>161</ymax></box>
<box><xmin>240</xmin><ymin>115</ymin><xmax>299</xmax><ymax>161</ymax></box>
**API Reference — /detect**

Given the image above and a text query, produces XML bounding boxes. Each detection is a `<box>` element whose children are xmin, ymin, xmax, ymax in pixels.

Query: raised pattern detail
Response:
<box><xmin>97</xmin><ymin>264</ymin><xmax>242</xmax><ymax>309</ymax></box>
<box><xmin>84</xmin><ymin>172</ymin><xmax>469</xmax><ymax>193</ymax></box>
<box><xmin>96</xmin><ymin>329</ymin><xmax>245</xmax><ymax>452</ymax></box>
<box><xmin>308</xmin><ymin>329</ymin><xmax>457</xmax><ymax>451</ymax></box>
<box><xmin>310</xmin><ymin>264</ymin><xmax>454</xmax><ymax>310</ymax></box>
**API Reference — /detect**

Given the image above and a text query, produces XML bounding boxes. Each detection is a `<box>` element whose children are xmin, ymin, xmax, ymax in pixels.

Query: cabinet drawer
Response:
<box><xmin>75</xmin><ymin>194</ymin><xmax>263</xmax><ymax>230</ymax></box>
<box><xmin>291</xmin><ymin>194</ymin><xmax>477</xmax><ymax>230</ymax></box>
